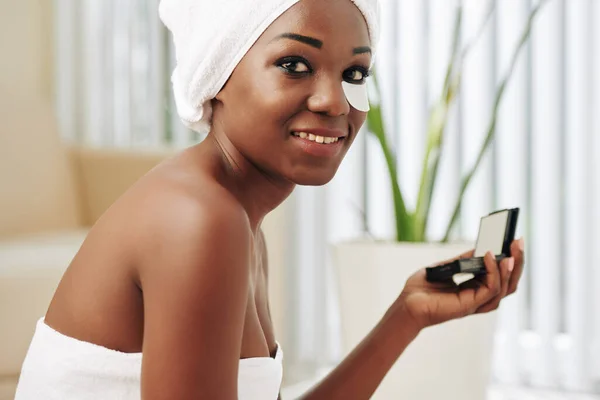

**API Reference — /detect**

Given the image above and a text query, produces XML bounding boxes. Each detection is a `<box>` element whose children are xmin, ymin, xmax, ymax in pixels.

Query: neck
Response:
<box><xmin>198</xmin><ymin>130</ymin><xmax>295</xmax><ymax>231</ymax></box>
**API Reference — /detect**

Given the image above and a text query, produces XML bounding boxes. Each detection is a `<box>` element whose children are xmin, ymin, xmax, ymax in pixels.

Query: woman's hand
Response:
<box><xmin>395</xmin><ymin>238</ymin><xmax>525</xmax><ymax>331</ymax></box>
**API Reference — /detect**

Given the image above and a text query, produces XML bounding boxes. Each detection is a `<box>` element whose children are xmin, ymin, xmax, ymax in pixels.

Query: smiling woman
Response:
<box><xmin>203</xmin><ymin>0</ymin><xmax>375</xmax><ymax>186</ymax></box>
<box><xmin>13</xmin><ymin>0</ymin><xmax>525</xmax><ymax>399</ymax></box>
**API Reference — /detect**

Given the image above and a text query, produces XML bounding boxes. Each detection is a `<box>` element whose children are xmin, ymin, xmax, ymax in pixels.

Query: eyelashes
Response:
<box><xmin>276</xmin><ymin>56</ymin><xmax>371</xmax><ymax>84</ymax></box>
<box><xmin>277</xmin><ymin>56</ymin><xmax>312</xmax><ymax>74</ymax></box>
<box><xmin>343</xmin><ymin>66</ymin><xmax>370</xmax><ymax>83</ymax></box>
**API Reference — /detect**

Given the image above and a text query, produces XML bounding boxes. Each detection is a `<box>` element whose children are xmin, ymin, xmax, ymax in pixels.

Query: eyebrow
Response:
<box><xmin>353</xmin><ymin>46</ymin><xmax>372</xmax><ymax>55</ymax></box>
<box><xmin>275</xmin><ymin>33</ymin><xmax>323</xmax><ymax>49</ymax></box>
<box><xmin>273</xmin><ymin>33</ymin><xmax>371</xmax><ymax>55</ymax></box>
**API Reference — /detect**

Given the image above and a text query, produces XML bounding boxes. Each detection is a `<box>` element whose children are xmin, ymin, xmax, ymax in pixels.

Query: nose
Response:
<box><xmin>307</xmin><ymin>77</ymin><xmax>351</xmax><ymax>117</ymax></box>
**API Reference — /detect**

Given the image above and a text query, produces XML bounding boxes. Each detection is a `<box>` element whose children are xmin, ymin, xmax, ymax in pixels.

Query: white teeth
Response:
<box><xmin>292</xmin><ymin>132</ymin><xmax>341</xmax><ymax>144</ymax></box>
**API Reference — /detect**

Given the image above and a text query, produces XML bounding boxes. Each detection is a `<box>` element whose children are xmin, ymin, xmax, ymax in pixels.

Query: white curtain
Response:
<box><xmin>54</xmin><ymin>0</ymin><xmax>194</xmax><ymax>147</ymax></box>
<box><xmin>54</xmin><ymin>0</ymin><xmax>600</xmax><ymax>393</ymax></box>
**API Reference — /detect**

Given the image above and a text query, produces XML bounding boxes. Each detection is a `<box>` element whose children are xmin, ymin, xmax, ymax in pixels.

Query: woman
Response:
<box><xmin>15</xmin><ymin>0</ymin><xmax>524</xmax><ymax>399</ymax></box>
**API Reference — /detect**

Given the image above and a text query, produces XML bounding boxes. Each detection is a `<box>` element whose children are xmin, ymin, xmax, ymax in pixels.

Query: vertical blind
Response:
<box><xmin>54</xmin><ymin>0</ymin><xmax>194</xmax><ymax>147</ymax></box>
<box><xmin>54</xmin><ymin>0</ymin><xmax>599</xmax><ymax>393</ymax></box>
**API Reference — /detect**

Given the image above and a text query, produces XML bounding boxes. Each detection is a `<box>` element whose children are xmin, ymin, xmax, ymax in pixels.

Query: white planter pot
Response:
<box><xmin>333</xmin><ymin>240</ymin><xmax>497</xmax><ymax>400</ymax></box>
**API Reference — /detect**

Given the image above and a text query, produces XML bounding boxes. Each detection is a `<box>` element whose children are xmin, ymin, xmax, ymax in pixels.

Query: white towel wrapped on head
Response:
<box><xmin>159</xmin><ymin>0</ymin><xmax>381</xmax><ymax>134</ymax></box>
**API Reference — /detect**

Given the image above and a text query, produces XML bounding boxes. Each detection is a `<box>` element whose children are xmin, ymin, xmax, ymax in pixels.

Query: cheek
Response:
<box><xmin>257</xmin><ymin>76</ymin><xmax>306</xmax><ymax>117</ymax></box>
<box><xmin>237</xmin><ymin>75</ymin><xmax>304</xmax><ymax>125</ymax></box>
<box><xmin>350</xmin><ymin>110</ymin><xmax>368</xmax><ymax>132</ymax></box>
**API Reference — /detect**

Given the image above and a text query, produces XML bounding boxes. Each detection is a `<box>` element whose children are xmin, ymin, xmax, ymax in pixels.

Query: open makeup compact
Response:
<box><xmin>426</xmin><ymin>208</ymin><xmax>520</xmax><ymax>285</ymax></box>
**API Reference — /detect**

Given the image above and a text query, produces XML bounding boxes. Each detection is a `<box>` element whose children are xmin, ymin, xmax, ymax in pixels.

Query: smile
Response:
<box><xmin>291</xmin><ymin>132</ymin><xmax>341</xmax><ymax>144</ymax></box>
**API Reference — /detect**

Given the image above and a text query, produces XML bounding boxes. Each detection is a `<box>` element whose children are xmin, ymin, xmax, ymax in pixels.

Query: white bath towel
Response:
<box><xmin>159</xmin><ymin>0</ymin><xmax>381</xmax><ymax>134</ymax></box>
<box><xmin>14</xmin><ymin>317</ymin><xmax>284</xmax><ymax>399</ymax></box>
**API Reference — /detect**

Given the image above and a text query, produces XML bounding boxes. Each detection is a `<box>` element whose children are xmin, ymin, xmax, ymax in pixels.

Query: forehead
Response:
<box><xmin>257</xmin><ymin>0</ymin><xmax>371</xmax><ymax>50</ymax></box>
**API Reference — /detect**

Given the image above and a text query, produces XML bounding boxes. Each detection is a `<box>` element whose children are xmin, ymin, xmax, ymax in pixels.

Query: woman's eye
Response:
<box><xmin>278</xmin><ymin>58</ymin><xmax>311</xmax><ymax>74</ymax></box>
<box><xmin>344</xmin><ymin>68</ymin><xmax>370</xmax><ymax>84</ymax></box>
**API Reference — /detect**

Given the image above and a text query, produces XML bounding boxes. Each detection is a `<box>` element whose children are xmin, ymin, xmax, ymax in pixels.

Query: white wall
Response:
<box><xmin>0</xmin><ymin>0</ymin><xmax>54</xmax><ymax>100</ymax></box>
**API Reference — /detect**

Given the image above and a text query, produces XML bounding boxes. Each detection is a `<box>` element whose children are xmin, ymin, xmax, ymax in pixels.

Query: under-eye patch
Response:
<box><xmin>342</xmin><ymin>81</ymin><xmax>370</xmax><ymax>112</ymax></box>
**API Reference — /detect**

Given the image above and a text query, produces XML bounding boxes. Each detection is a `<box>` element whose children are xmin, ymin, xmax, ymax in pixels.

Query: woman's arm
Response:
<box><xmin>135</xmin><ymin>191</ymin><xmax>252</xmax><ymax>400</ymax></box>
<box><xmin>297</xmin><ymin>303</ymin><xmax>420</xmax><ymax>400</ymax></box>
<box><xmin>298</xmin><ymin>245</ymin><xmax>522</xmax><ymax>400</ymax></box>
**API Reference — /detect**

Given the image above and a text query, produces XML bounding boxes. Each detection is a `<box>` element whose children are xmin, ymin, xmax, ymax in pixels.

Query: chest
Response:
<box><xmin>240</xmin><ymin>245</ymin><xmax>277</xmax><ymax>359</ymax></box>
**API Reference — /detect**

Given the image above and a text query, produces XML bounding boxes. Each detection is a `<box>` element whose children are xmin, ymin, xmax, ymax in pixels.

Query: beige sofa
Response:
<box><xmin>0</xmin><ymin>93</ymin><xmax>175</xmax><ymax>399</ymax></box>
<box><xmin>0</xmin><ymin>95</ymin><xmax>290</xmax><ymax>399</ymax></box>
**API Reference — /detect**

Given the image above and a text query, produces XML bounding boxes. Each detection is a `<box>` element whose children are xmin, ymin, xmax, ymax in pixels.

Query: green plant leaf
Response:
<box><xmin>442</xmin><ymin>0</ymin><xmax>548</xmax><ymax>242</ymax></box>
<box><xmin>414</xmin><ymin>6</ymin><xmax>463</xmax><ymax>241</ymax></box>
<box><xmin>414</xmin><ymin>2</ymin><xmax>498</xmax><ymax>242</ymax></box>
<box><xmin>367</xmin><ymin>71</ymin><xmax>414</xmax><ymax>241</ymax></box>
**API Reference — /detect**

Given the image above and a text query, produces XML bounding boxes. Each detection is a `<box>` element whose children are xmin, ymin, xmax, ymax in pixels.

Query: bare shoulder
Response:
<box><xmin>119</xmin><ymin>165</ymin><xmax>252</xmax><ymax>399</ymax></box>
<box><xmin>127</xmin><ymin>169</ymin><xmax>251</xmax><ymax>274</ymax></box>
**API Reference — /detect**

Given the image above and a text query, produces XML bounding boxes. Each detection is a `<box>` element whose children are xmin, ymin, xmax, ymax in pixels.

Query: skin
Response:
<box><xmin>43</xmin><ymin>0</ymin><xmax>525</xmax><ymax>399</ymax></box>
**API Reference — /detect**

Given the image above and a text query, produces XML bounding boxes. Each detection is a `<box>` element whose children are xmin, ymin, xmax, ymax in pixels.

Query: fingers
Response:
<box><xmin>457</xmin><ymin>239</ymin><xmax>525</xmax><ymax>317</ymax></box>
<box><xmin>459</xmin><ymin>249</ymin><xmax>475</xmax><ymax>259</ymax></box>
<box><xmin>507</xmin><ymin>238</ymin><xmax>525</xmax><ymax>295</ymax></box>
<box><xmin>471</xmin><ymin>252</ymin><xmax>502</xmax><ymax>309</ymax></box>
<box><xmin>476</xmin><ymin>256</ymin><xmax>514</xmax><ymax>313</ymax></box>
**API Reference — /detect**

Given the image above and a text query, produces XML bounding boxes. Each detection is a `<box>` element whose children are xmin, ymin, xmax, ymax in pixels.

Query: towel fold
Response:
<box><xmin>159</xmin><ymin>0</ymin><xmax>380</xmax><ymax>133</ymax></box>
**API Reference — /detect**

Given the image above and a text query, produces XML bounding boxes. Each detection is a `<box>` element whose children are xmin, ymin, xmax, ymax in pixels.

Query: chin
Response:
<box><xmin>289</xmin><ymin>168</ymin><xmax>338</xmax><ymax>186</ymax></box>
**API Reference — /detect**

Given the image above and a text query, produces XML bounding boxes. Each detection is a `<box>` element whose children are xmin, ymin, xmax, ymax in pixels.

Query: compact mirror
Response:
<box><xmin>425</xmin><ymin>208</ymin><xmax>520</xmax><ymax>285</ymax></box>
<box><xmin>474</xmin><ymin>210</ymin><xmax>511</xmax><ymax>257</ymax></box>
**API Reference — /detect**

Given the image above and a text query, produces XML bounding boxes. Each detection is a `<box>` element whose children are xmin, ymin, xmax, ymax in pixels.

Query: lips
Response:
<box><xmin>290</xmin><ymin>126</ymin><xmax>348</xmax><ymax>143</ymax></box>
<box><xmin>291</xmin><ymin>131</ymin><xmax>341</xmax><ymax>144</ymax></box>
<box><xmin>289</xmin><ymin>130</ymin><xmax>346</xmax><ymax>157</ymax></box>
<box><xmin>291</xmin><ymin>127</ymin><xmax>347</xmax><ymax>137</ymax></box>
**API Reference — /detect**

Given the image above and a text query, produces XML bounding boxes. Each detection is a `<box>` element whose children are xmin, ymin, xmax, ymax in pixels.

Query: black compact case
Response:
<box><xmin>425</xmin><ymin>208</ymin><xmax>520</xmax><ymax>284</ymax></box>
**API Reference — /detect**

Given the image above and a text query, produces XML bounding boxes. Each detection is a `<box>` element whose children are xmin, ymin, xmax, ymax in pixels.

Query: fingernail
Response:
<box><xmin>519</xmin><ymin>237</ymin><xmax>524</xmax><ymax>251</ymax></box>
<box><xmin>508</xmin><ymin>258</ymin><xmax>515</xmax><ymax>272</ymax></box>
